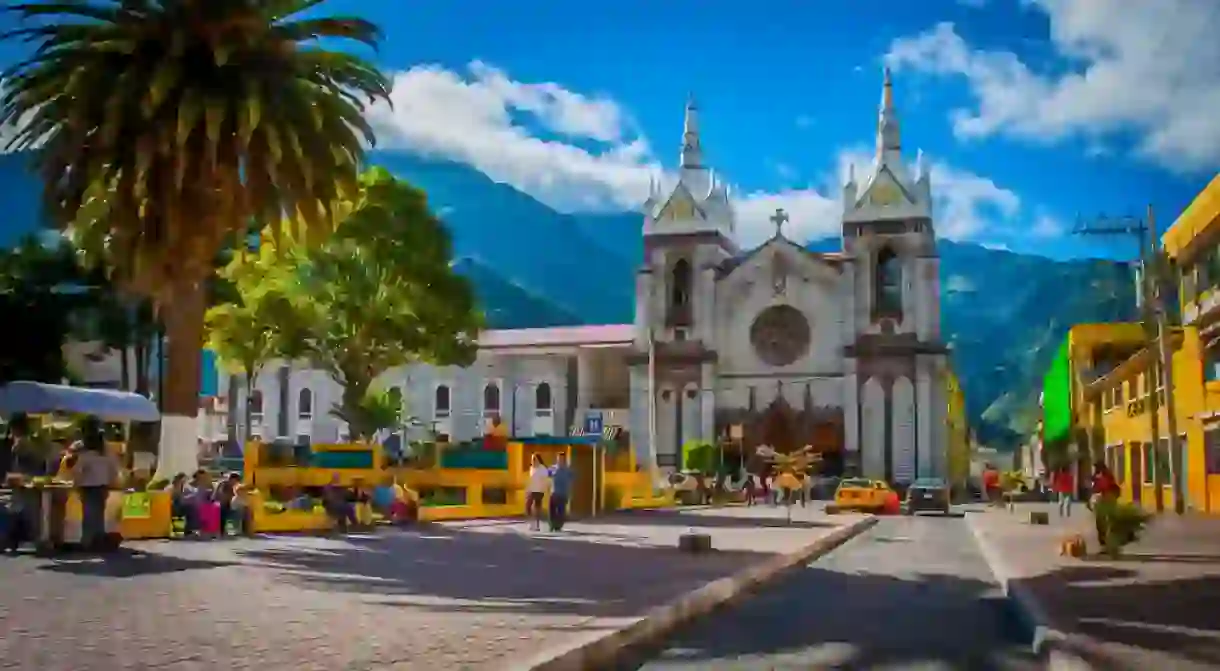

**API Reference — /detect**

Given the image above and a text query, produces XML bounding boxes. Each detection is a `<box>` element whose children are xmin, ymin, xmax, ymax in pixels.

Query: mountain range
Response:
<box><xmin>0</xmin><ymin>152</ymin><xmax>1137</xmax><ymax>447</ymax></box>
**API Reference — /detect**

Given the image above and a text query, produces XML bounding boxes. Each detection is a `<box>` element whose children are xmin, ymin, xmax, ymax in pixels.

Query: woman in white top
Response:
<box><xmin>525</xmin><ymin>454</ymin><xmax>550</xmax><ymax>531</ymax></box>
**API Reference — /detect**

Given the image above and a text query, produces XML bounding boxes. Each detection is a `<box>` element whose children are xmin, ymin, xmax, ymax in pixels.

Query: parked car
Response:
<box><xmin>904</xmin><ymin>477</ymin><xmax>952</xmax><ymax>515</ymax></box>
<box><xmin>832</xmin><ymin>478</ymin><xmax>894</xmax><ymax>513</ymax></box>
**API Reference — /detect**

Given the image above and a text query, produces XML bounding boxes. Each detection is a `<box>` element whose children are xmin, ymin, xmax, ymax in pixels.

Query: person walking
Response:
<box><xmin>548</xmin><ymin>453</ymin><xmax>572</xmax><ymax>532</ymax></box>
<box><xmin>1053</xmin><ymin>466</ymin><xmax>1074</xmax><ymax>517</ymax></box>
<box><xmin>70</xmin><ymin>417</ymin><xmax>120</xmax><ymax>551</ymax></box>
<box><xmin>1089</xmin><ymin>461</ymin><xmax>1121</xmax><ymax>548</ymax></box>
<box><xmin>525</xmin><ymin>454</ymin><xmax>549</xmax><ymax>531</ymax></box>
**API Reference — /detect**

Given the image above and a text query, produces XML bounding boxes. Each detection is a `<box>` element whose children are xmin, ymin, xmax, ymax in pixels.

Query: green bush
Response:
<box><xmin>1094</xmin><ymin>498</ymin><xmax>1151</xmax><ymax>556</ymax></box>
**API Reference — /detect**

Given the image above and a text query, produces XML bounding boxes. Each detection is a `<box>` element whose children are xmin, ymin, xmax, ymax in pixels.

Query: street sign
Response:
<box><xmin>584</xmin><ymin>412</ymin><xmax>604</xmax><ymax>435</ymax></box>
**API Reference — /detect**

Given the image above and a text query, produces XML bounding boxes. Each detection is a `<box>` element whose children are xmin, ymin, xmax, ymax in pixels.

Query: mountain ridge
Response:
<box><xmin>0</xmin><ymin>151</ymin><xmax>1136</xmax><ymax>446</ymax></box>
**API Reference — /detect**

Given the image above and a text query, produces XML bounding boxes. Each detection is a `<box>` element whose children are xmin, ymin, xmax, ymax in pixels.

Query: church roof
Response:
<box><xmin>715</xmin><ymin>235</ymin><xmax>845</xmax><ymax>279</ymax></box>
<box><xmin>479</xmin><ymin>324</ymin><xmax>634</xmax><ymax>349</ymax></box>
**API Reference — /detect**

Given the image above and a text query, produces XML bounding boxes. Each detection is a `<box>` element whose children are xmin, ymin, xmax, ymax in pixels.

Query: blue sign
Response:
<box><xmin>584</xmin><ymin>412</ymin><xmax>604</xmax><ymax>435</ymax></box>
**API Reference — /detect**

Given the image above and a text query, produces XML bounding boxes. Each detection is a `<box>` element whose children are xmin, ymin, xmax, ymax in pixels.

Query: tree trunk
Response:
<box><xmin>153</xmin><ymin>280</ymin><xmax>206</xmax><ymax>481</ymax></box>
<box><xmin>339</xmin><ymin>373</ymin><xmax>373</xmax><ymax>443</ymax></box>
<box><xmin>119</xmin><ymin>345</ymin><xmax>130</xmax><ymax>391</ymax></box>
<box><xmin>243</xmin><ymin>371</ymin><xmax>256</xmax><ymax>447</ymax></box>
<box><xmin>134</xmin><ymin>339</ymin><xmax>149</xmax><ymax>396</ymax></box>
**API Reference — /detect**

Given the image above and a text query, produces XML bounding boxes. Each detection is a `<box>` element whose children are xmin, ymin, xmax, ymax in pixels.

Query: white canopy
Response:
<box><xmin>0</xmin><ymin>381</ymin><xmax>160</xmax><ymax>422</ymax></box>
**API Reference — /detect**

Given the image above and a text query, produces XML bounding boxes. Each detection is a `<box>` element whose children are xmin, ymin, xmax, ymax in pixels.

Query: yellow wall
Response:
<box><xmin>1162</xmin><ymin>173</ymin><xmax>1220</xmax><ymax>261</ymax></box>
<box><xmin>1087</xmin><ymin>328</ymin><xmax>1219</xmax><ymax>514</ymax></box>
<box><xmin>943</xmin><ymin>368</ymin><xmax>970</xmax><ymax>492</ymax></box>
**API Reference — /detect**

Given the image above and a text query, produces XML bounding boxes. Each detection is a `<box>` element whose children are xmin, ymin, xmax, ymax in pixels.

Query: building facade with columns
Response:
<box><xmin>222</xmin><ymin>69</ymin><xmax>950</xmax><ymax>485</ymax></box>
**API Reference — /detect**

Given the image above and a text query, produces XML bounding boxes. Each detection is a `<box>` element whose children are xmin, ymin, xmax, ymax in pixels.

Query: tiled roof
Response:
<box><xmin>479</xmin><ymin>324</ymin><xmax>635</xmax><ymax>349</ymax></box>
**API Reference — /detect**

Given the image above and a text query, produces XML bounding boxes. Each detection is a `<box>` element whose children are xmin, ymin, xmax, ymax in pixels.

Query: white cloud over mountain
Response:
<box><xmin>371</xmin><ymin>61</ymin><xmax>1053</xmax><ymax>249</ymax></box>
<box><xmin>886</xmin><ymin>0</ymin><xmax>1220</xmax><ymax>173</ymax></box>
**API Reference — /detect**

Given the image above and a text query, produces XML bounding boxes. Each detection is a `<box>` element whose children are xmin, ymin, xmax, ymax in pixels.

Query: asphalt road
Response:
<box><xmin>623</xmin><ymin>513</ymin><xmax>1040</xmax><ymax>670</ymax></box>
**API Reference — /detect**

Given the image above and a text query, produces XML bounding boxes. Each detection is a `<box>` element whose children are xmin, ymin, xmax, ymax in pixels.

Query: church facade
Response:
<box><xmin>221</xmin><ymin>69</ymin><xmax>950</xmax><ymax>485</ymax></box>
<box><xmin>625</xmin><ymin>68</ymin><xmax>949</xmax><ymax>482</ymax></box>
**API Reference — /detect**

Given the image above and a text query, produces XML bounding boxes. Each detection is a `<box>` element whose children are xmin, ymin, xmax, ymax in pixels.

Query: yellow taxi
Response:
<box><xmin>832</xmin><ymin>477</ymin><xmax>894</xmax><ymax>512</ymax></box>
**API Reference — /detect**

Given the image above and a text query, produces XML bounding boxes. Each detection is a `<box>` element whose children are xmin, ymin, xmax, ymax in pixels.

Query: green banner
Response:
<box><xmin>122</xmin><ymin>492</ymin><xmax>152</xmax><ymax>519</ymax></box>
<box><xmin>1041</xmin><ymin>337</ymin><xmax>1073</xmax><ymax>445</ymax></box>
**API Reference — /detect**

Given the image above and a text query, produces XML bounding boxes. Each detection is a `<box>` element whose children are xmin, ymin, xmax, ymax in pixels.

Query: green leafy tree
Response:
<box><xmin>229</xmin><ymin>169</ymin><xmax>482</xmax><ymax>441</ymax></box>
<box><xmin>204</xmin><ymin>273</ymin><xmax>292</xmax><ymax>443</ymax></box>
<box><xmin>342</xmin><ymin>387</ymin><xmax>405</xmax><ymax>445</ymax></box>
<box><xmin>0</xmin><ymin>235</ymin><xmax>98</xmax><ymax>383</ymax></box>
<box><xmin>0</xmin><ymin>0</ymin><xmax>391</xmax><ymax>479</ymax></box>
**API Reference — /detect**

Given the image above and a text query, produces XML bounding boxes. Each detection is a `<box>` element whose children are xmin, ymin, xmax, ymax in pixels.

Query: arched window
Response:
<box><xmin>483</xmin><ymin>382</ymin><xmax>501</xmax><ymax>416</ymax></box>
<box><xmin>297</xmin><ymin>388</ymin><xmax>313</xmax><ymax>419</ymax></box>
<box><xmin>670</xmin><ymin>258</ymin><xmax>692</xmax><ymax>308</ymax></box>
<box><xmin>535</xmin><ymin>382</ymin><xmax>552</xmax><ymax>416</ymax></box>
<box><xmin>434</xmin><ymin>385</ymin><xmax>451</xmax><ymax>418</ymax></box>
<box><xmin>875</xmin><ymin>247</ymin><xmax>902</xmax><ymax>315</ymax></box>
<box><xmin>248</xmin><ymin>390</ymin><xmax>265</xmax><ymax>438</ymax></box>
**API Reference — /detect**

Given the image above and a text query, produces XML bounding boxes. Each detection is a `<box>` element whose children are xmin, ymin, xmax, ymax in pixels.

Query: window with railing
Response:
<box><xmin>1206</xmin><ymin>349</ymin><xmax>1220</xmax><ymax>383</ymax></box>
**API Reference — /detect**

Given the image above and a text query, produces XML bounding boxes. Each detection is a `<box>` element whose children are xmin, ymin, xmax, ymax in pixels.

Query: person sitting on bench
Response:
<box><xmin>322</xmin><ymin>474</ymin><xmax>358</xmax><ymax>533</ymax></box>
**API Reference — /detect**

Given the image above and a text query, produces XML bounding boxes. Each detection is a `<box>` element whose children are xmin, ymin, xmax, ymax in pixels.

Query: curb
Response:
<box><xmin>966</xmin><ymin>514</ymin><xmax>1102</xmax><ymax>671</ymax></box>
<box><xmin>513</xmin><ymin>514</ymin><xmax>878</xmax><ymax>671</ymax></box>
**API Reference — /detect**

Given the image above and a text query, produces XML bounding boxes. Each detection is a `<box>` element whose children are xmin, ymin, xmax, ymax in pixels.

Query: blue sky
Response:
<box><xmin>2</xmin><ymin>0</ymin><xmax>1217</xmax><ymax>259</ymax></box>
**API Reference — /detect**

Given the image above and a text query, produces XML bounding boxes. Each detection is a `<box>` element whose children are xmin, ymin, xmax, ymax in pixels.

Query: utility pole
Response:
<box><xmin>1075</xmin><ymin>208</ymin><xmax>1183</xmax><ymax>513</ymax></box>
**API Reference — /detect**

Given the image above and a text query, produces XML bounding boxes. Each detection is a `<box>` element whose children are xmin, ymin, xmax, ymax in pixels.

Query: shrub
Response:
<box><xmin>1094</xmin><ymin>498</ymin><xmax>1151</xmax><ymax>557</ymax></box>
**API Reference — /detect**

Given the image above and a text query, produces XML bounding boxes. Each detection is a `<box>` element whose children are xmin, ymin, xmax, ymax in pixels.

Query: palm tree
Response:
<box><xmin>0</xmin><ymin>0</ymin><xmax>391</xmax><ymax>479</ymax></box>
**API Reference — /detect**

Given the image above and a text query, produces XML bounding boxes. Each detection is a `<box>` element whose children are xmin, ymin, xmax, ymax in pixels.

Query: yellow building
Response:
<box><xmin>943</xmin><ymin>367</ymin><xmax>971</xmax><ymax>495</ymax></box>
<box><xmin>1079</xmin><ymin>327</ymin><xmax>1219</xmax><ymax>512</ymax></box>
<box><xmin>1155</xmin><ymin>171</ymin><xmax>1220</xmax><ymax>514</ymax></box>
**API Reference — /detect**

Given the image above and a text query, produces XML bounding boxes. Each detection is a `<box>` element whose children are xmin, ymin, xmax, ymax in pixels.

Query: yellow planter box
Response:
<box><xmin>120</xmin><ymin>490</ymin><xmax>171</xmax><ymax>539</ymax></box>
<box><xmin>253</xmin><ymin>508</ymin><xmax>334</xmax><ymax>534</ymax></box>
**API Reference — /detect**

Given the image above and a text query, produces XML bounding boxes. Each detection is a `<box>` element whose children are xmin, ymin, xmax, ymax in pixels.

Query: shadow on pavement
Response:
<box><xmin>1015</xmin><ymin>563</ymin><xmax>1220</xmax><ymax>667</ymax></box>
<box><xmin>238</xmin><ymin>524</ymin><xmax>772</xmax><ymax>619</ymax></box>
<box><xmin>36</xmin><ymin>549</ymin><xmax>236</xmax><ymax>578</ymax></box>
<box><xmin>583</xmin><ymin>509</ymin><xmax>837</xmax><ymax>530</ymax></box>
<box><xmin>618</xmin><ymin>565</ymin><xmax>1033</xmax><ymax>670</ymax></box>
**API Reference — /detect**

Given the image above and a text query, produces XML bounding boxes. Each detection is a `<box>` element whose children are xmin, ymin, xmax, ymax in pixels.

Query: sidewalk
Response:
<box><xmin>0</xmin><ymin>505</ymin><xmax>866</xmax><ymax>671</ymax></box>
<box><xmin>968</xmin><ymin>502</ymin><xmax>1220</xmax><ymax>670</ymax></box>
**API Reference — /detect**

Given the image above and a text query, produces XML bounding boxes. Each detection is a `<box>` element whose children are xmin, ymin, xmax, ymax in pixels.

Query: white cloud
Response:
<box><xmin>886</xmin><ymin>1</ymin><xmax>1220</xmax><ymax>172</ymax></box>
<box><xmin>946</xmin><ymin>275</ymin><xmax>977</xmax><ymax>293</ymax></box>
<box><xmin>1032</xmin><ymin>214</ymin><xmax>1064</xmax><ymax>238</ymax></box>
<box><xmin>370</xmin><ymin>61</ymin><xmax>1057</xmax><ymax>248</ymax></box>
<box><xmin>834</xmin><ymin>147</ymin><xmax>1024</xmax><ymax>242</ymax></box>
<box><xmin>367</xmin><ymin>61</ymin><xmax>662</xmax><ymax>212</ymax></box>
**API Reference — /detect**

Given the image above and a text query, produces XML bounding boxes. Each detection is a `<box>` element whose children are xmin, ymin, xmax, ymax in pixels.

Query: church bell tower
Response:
<box><xmin>628</xmin><ymin>96</ymin><xmax>737</xmax><ymax>468</ymax></box>
<box><xmin>840</xmin><ymin>68</ymin><xmax>949</xmax><ymax>487</ymax></box>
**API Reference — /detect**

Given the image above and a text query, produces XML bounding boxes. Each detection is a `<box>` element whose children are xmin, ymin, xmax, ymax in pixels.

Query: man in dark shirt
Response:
<box><xmin>323</xmin><ymin>474</ymin><xmax>358</xmax><ymax>533</ymax></box>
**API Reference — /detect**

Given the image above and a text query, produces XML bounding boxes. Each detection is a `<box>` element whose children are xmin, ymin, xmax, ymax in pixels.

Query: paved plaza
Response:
<box><xmin>969</xmin><ymin>503</ymin><xmax>1220</xmax><ymax>670</ymax></box>
<box><xmin>0</xmin><ymin>506</ymin><xmax>858</xmax><ymax>671</ymax></box>
<box><xmin>628</xmin><ymin>512</ymin><xmax>1038</xmax><ymax>670</ymax></box>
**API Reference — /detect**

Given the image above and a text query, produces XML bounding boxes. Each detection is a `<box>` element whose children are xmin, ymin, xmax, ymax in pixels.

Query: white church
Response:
<box><xmin>224</xmin><ymin>68</ymin><xmax>950</xmax><ymax>485</ymax></box>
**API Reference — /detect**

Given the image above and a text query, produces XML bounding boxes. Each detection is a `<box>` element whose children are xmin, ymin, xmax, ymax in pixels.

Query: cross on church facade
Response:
<box><xmin>770</xmin><ymin>208</ymin><xmax>789</xmax><ymax>237</ymax></box>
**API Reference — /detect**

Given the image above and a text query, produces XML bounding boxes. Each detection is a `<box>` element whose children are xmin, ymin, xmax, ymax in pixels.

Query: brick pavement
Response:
<box><xmin>968</xmin><ymin>503</ymin><xmax>1220</xmax><ymax>670</ymax></box>
<box><xmin>0</xmin><ymin>505</ymin><xmax>855</xmax><ymax>671</ymax></box>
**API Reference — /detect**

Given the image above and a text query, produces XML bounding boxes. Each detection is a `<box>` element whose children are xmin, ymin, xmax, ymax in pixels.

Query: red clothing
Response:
<box><xmin>1092</xmin><ymin>471</ymin><xmax>1119</xmax><ymax>497</ymax></box>
<box><xmin>1053</xmin><ymin>470</ymin><xmax>1074</xmax><ymax>494</ymax></box>
<box><xmin>982</xmin><ymin>470</ymin><xmax>1000</xmax><ymax>490</ymax></box>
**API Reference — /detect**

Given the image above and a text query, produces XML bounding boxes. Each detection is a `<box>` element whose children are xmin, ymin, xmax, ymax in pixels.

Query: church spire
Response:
<box><xmin>875</xmin><ymin>67</ymin><xmax>901</xmax><ymax>165</ymax></box>
<box><xmin>680</xmin><ymin>94</ymin><xmax>703</xmax><ymax>169</ymax></box>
